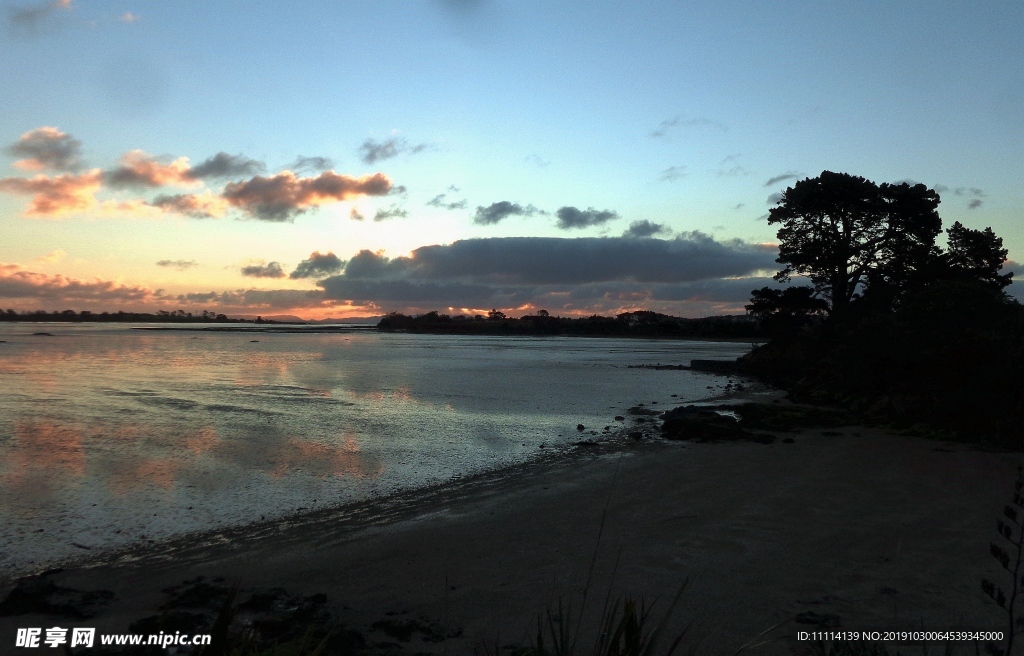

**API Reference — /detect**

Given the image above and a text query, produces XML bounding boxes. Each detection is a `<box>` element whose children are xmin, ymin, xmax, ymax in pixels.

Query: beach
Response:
<box><xmin>1</xmin><ymin>414</ymin><xmax>1017</xmax><ymax>654</ymax></box>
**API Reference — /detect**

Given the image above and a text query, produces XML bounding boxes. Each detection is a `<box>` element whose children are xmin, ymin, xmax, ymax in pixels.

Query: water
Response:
<box><xmin>0</xmin><ymin>323</ymin><xmax>754</xmax><ymax>576</ymax></box>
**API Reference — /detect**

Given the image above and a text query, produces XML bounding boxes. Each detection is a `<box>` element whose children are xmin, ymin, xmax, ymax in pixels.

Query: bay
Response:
<box><xmin>0</xmin><ymin>323</ymin><xmax>755</xmax><ymax>575</ymax></box>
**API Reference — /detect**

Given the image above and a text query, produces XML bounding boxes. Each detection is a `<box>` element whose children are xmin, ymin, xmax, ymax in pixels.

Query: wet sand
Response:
<box><xmin>1</xmin><ymin>414</ymin><xmax>1018</xmax><ymax>654</ymax></box>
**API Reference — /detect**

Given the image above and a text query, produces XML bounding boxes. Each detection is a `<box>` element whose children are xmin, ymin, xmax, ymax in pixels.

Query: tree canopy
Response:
<box><xmin>768</xmin><ymin>171</ymin><xmax>942</xmax><ymax>316</ymax></box>
<box><xmin>761</xmin><ymin>170</ymin><xmax>1011</xmax><ymax>318</ymax></box>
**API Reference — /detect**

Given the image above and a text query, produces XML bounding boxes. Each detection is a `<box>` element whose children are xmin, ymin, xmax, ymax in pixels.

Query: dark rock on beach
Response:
<box><xmin>660</xmin><ymin>405</ymin><xmax>748</xmax><ymax>441</ymax></box>
<box><xmin>129</xmin><ymin>576</ymin><xmax>366</xmax><ymax>654</ymax></box>
<box><xmin>0</xmin><ymin>570</ymin><xmax>114</xmax><ymax>618</ymax></box>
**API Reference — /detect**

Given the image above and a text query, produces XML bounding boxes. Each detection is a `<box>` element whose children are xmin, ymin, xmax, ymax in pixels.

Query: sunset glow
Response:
<box><xmin>2</xmin><ymin>1</ymin><xmax>1020</xmax><ymax>319</ymax></box>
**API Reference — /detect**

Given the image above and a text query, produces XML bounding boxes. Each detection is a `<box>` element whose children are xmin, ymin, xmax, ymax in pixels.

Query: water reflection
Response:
<box><xmin>0</xmin><ymin>418</ymin><xmax>382</xmax><ymax>509</ymax></box>
<box><xmin>0</xmin><ymin>324</ymin><xmax>754</xmax><ymax>575</ymax></box>
<box><xmin>0</xmin><ymin>421</ymin><xmax>87</xmax><ymax>503</ymax></box>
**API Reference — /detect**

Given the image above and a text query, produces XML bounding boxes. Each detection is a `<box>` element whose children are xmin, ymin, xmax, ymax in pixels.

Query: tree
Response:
<box><xmin>746</xmin><ymin>286</ymin><xmax>828</xmax><ymax>332</ymax></box>
<box><xmin>768</xmin><ymin>171</ymin><xmax>941</xmax><ymax>316</ymax></box>
<box><xmin>943</xmin><ymin>221</ymin><xmax>1013</xmax><ymax>291</ymax></box>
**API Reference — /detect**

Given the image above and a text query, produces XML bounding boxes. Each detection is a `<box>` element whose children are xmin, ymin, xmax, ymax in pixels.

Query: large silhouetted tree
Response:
<box><xmin>768</xmin><ymin>171</ymin><xmax>941</xmax><ymax>317</ymax></box>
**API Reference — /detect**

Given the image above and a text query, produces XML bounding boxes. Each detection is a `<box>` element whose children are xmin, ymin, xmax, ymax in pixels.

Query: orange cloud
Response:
<box><xmin>0</xmin><ymin>263</ymin><xmax>159</xmax><ymax>303</ymax></box>
<box><xmin>0</xmin><ymin>169</ymin><xmax>102</xmax><ymax>217</ymax></box>
<box><xmin>222</xmin><ymin>170</ymin><xmax>393</xmax><ymax>221</ymax></box>
<box><xmin>32</xmin><ymin>249</ymin><xmax>67</xmax><ymax>264</ymax></box>
<box><xmin>104</xmin><ymin>149</ymin><xmax>195</xmax><ymax>188</ymax></box>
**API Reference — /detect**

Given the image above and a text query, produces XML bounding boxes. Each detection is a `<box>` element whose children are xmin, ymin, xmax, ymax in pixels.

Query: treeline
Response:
<box><xmin>377</xmin><ymin>309</ymin><xmax>767</xmax><ymax>338</ymax></box>
<box><xmin>740</xmin><ymin>171</ymin><xmax>1023</xmax><ymax>448</ymax></box>
<box><xmin>0</xmin><ymin>309</ymin><xmax>267</xmax><ymax>323</ymax></box>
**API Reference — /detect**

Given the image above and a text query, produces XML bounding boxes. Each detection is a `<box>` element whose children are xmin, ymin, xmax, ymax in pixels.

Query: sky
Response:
<box><xmin>1</xmin><ymin>0</ymin><xmax>1021</xmax><ymax>319</ymax></box>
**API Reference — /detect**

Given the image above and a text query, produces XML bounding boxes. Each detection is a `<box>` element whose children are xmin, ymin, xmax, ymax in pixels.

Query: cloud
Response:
<box><xmin>373</xmin><ymin>205</ymin><xmax>408</xmax><ymax>221</ymax></box>
<box><xmin>175</xmin><ymin>288</ymin><xmax>331</xmax><ymax>311</ymax></box>
<box><xmin>968</xmin><ymin>198</ymin><xmax>983</xmax><ymax>209</ymax></box>
<box><xmin>104</xmin><ymin>150</ymin><xmax>194</xmax><ymax>188</ymax></box>
<box><xmin>0</xmin><ymin>135</ymin><xmax>391</xmax><ymax>223</ymax></box>
<box><xmin>288</xmin><ymin>156</ymin><xmax>334</xmax><ymax>173</ymax></box>
<box><xmin>622</xmin><ymin>220</ymin><xmax>670</xmax><ymax>238</ymax></box>
<box><xmin>764</xmin><ymin>173</ymin><xmax>799</xmax><ymax>187</ymax></box>
<box><xmin>358</xmin><ymin>138</ymin><xmax>432</xmax><ymax>165</ymax></box>
<box><xmin>427</xmin><ymin>191</ymin><xmax>468</xmax><ymax>210</ymax></box>
<box><xmin>349</xmin><ymin>208</ymin><xmax>366</xmax><ymax>221</ymax></box>
<box><xmin>658</xmin><ymin>166</ymin><xmax>686</xmax><ymax>182</ymax></box>
<box><xmin>555</xmin><ymin>206</ymin><xmax>619</xmax><ymax>230</ymax></box>
<box><xmin>0</xmin><ymin>169</ymin><xmax>103</xmax><ymax>217</ymax></box>
<box><xmin>119</xmin><ymin>11</ymin><xmax>138</xmax><ymax>22</ymax></box>
<box><xmin>717</xmin><ymin>166</ymin><xmax>750</xmax><ymax>177</ymax></box>
<box><xmin>473</xmin><ymin>201</ymin><xmax>545</xmax><ymax>225</ymax></box>
<box><xmin>186</xmin><ymin>152</ymin><xmax>265</xmax><ymax>180</ymax></box>
<box><xmin>317</xmin><ymin>234</ymin><xmax>778</xmax><ymax>314</ymax></box>
<box><xmin>148</xmin><ymin>192</ymin><xmax>229</xmax><ymax>218</ymax></box>
<box><xmin>5</xmin><ymin>0</ymin><xmax>72</xmax><ymax>32</ymax></box>
<box><xmin>33</xmin><ymin>249</ymin><xmax>66</xmax><ymax>264</ymax></box>
<box><xmin>105</xmin><ymin>150</ymin><xmax>263</xmax><ymax>188</ymax></box>
<box><xmin>335</xmin><ymin>233</ymin><xmax>775</xmax><ymax>285</ymax></box>
<box><xmin>7</xmin><ymin>126</ymin><xmax>83</xmax><ymax>171</ymax></box>
<box><xmin>240</xmin><ymin>261</ymin><xmax>286</xmax><ymax>278</ymax></box>
<box><xmin>953</xmin><ymin>187</ymin><xmax>984</xmax><ymax>197</ymax></box>
<box><xmin>650</xmin><ymin>116</ymin><xmax>727</xmax><ymax>140</ymax></box>
<box><xmin>766</xmin><ymin>192</ymin><xmax>784</xmax><ymax>205</ymax></box>
<box><xmin>290</xmin><ymin>251</ymin><xmax>345</xmax><ymax>279</ymax></box>
<box><xmin>156</xmin><ymin>260</ymin><xmax>198</xmax><ymax>271</ymax></box>
<box><xmin>0</xmin><ymin>262</ymin><xmax>159</xmax><ymax>304</ymax></box>
<box><xmin>221</xmin><ymin>170</ymin><xmax>393</xmax><ymax>221</ymax></box>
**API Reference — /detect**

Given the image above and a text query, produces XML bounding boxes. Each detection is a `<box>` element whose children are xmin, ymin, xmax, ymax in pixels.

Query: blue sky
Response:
<box><xmin>1</xmin><ymin>0</ymin><xmax>1021</xmax><ymax>318</ymax></box>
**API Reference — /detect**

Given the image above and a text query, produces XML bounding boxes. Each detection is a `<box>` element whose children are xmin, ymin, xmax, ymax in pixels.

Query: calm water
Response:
<box><xmin>0</xmin><ymin>323</ymin><xmax>754</xmax><ymax>576</ymax></box>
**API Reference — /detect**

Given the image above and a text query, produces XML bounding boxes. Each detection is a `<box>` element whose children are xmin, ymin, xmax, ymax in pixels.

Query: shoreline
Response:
<box><xmin>0</xmin><ymin>421</ymin><xmax>662</xmax><ymax>584</ymax></box>
<box><xmin>2</xmin><ymin>376</ymin><xmax>779</xmax><ymax>579</ymax></box>
<box><xmin>2</xmin><ymin>399</ymin><xmax>1017</xmax><ymax>653</ymax></box>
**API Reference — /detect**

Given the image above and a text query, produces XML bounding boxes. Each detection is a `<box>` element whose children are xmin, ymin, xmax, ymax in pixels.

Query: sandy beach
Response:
<box><xmin>1</xmin><ymin>409</ymin><xmax>1019</xmax><ymax>654</ymax></box>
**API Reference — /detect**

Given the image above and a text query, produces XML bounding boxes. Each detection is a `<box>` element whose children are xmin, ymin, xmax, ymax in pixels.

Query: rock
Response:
<box><xmin>132</xmin><ymin>578</ymin><xmax>365</xmax><ymax>654</ymax></box>
<box><xmin>614</xmin><ymin>415</ymin><xmax>625</xmax><ymax>421</ymax></box>
<box><xmin>661</xmin><ymin>408</ymin><xmax>746</xmax><ymax>441</ymax></box>
<box><xmin>576</xmin><ymin>424</ymin><xmax>585</xmax><ymax>431</ymax></box>
<box><xmin>0</xmin><ymin>571</ymin><xmax>114</xmax><ymax>618</ymax></box>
